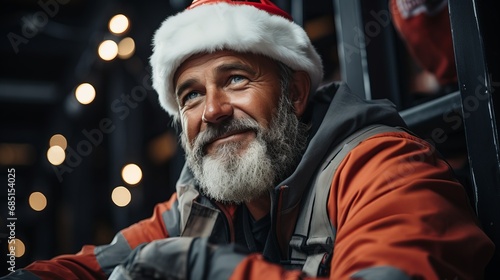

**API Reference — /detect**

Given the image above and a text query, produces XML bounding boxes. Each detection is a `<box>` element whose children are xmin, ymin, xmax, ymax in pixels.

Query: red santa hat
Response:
<box><xmin>150</xmin><ymin>0</ymin><xmax>323</xmax><ymax>117</ymax></box>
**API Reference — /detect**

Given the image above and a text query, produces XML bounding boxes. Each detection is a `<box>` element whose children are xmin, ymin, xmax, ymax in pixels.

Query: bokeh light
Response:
<box><xmin>98</xmin><ymin>40</ymin><xmax>118</xmax><ymax>61</ymax></box>
<box><xmin>112</xmin><ymin>186</ymin><xmax>131</xmax><ymax>207</ymax></box>
<box><xmin>75</xmin><ymin>83</ymin><xmax>96</xmax><ymax>105</ymax></box>
<box><xmin>121</xmin><ymin>163</ymin><xmax>142</xmax><ymax>185</ymax></box>
<box><xmin>47</xmin><ymin>146</ymin><xmax>65</xmax><ymax>165</ymax></box>
<box><xmin>49</xmin><ymin>134</ymin><xmax>67</xmax><ymax>150</ymax></box>
<box><xmin>118</xmin><ymin>37</ymin><xmax>135</xmax><ymax>59</ymax></box>
<box><xmin>9</xmin><ymin>239</ymin><xmax>26</xmax><ymax>258</ymax></box>
<box><xmin>29</xmin><ymin>192</ymin><xmax>47</xmax><ymax>211</ymax></box>
<box><xmin>109</xmin><ymin>14</ymin><xmax>129</xmax><ymax>34</ymax></box>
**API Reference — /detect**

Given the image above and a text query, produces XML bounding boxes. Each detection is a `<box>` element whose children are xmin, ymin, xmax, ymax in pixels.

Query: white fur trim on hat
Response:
<box><xmin>150</xmin><ymin>2</ymin><xmax>323</xmax><ymax>118</ymax></box>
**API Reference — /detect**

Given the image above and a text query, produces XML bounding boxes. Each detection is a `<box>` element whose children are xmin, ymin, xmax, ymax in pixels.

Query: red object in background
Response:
<box><xmin>390</xmin><ymin>0</ymin><xmax>457</xmax><ymax>86</ymax></box>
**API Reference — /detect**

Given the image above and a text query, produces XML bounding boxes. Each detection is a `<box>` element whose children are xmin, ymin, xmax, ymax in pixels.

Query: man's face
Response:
<box><xmin>174</xmin><ymin>50</ymin><xmax>307</xmax><ymax>203</ymax></box>
<box><xmin>174</xmin><ymin>50</ymin><xmax>283</xmax><ymax>154</ymax></box>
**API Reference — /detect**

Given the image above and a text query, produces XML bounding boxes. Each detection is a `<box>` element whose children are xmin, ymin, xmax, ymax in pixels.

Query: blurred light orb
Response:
<box><xmin>47</xmin><ymin>146</ymin><xmax>65</xmax><ymax>165</ymax></box>
<box><xmin>29</xmin><ymin>192</ymin><xmax>47</xmax><ymax>211</ymax></box>
<box><xmin>10</xmin><ymin>239</ymin><xmax>25</xmax><ymax>258</ymax></box>
<box><xmin>112</xmin><ymin>186</ymin><xmax>131</xmax><ymax>207</ymax></box>
<box><xmin>118</xmin><ymin>37</ymin><xmax>135</xmax><ymax>59</ymax></box>
<box><xmin>109</xmin><ymin>14</ymin><xmax>129</xmax><ymax>34</ymax></box>
<box><xmin>98</xmin><ymin>40</ymin><xmax>118</xmax><ymax>61</ymax></box>
<box><xmin>122</xmin><ymin>163</ymin><xmax>142</xmax><ymax>185</ymax></box>
<box><xmin>75</xmin><ymin>83</ymin><xmax>96</xmax><ymax>105</ymax></box>
<box><xmin>49</xmin><ymin>134</ymin><xmax>67</xmax><ymax>150</ymax></box>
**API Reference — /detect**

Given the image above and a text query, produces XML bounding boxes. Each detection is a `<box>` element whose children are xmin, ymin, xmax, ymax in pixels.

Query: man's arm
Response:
<box><xmin>1</xmin><ymin>193</ymin><xmax>178</xmax><ymax>280</ymax></box>
<box><xmin>327</xmin><ymin>131</ymin><xmax>494</xmax><ymax>279</ymax></box>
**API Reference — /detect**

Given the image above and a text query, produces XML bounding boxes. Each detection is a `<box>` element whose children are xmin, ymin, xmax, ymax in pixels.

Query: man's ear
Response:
<box><xmin>289</xmin><ymin>70</ymin><xmax>311</xmax><ymax>117</ymax></box>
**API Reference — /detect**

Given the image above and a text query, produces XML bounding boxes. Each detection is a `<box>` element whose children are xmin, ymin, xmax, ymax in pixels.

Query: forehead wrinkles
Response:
<box><xmin>174</xmin><ymin>51</ymin><xmax>274</xmax><ymax>85</ymax></box>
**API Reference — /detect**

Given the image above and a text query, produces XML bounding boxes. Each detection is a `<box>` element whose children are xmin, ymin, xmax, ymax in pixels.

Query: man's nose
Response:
<box><xmin>202</xmin><ymin>87</ymin><xmax>233</xmax><ymax>123</ymax></box>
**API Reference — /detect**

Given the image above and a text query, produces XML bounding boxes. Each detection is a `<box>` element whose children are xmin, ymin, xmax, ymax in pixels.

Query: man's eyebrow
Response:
<box><xmin>214</xmin><ymin>63</ymin><xmax>256</xmax><ymax>76</ymax></box>
<box><xmin>175</xmin><ymin>78</ymin><xmax>198</xmax><ymax>98</ymax></box>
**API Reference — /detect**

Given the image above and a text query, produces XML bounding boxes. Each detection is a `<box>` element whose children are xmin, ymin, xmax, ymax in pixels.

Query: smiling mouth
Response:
<box><xmin>204</xmin><ymin>129</ymin><xmax>256</xmax><ymax>154</ymax></box>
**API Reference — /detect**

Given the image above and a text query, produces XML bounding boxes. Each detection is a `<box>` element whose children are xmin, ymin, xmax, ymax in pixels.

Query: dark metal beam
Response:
<box><xmin>399</xmin><ymin>91</ymin><xmax>461</xmax><ymax>129</ymax></box>
<box><xmin>333</xmin><ymin>0</ymin><xmax>370</xmax><ymax>99</ymax></box>
<box><xmin>360</xmin><ymin>0</ymin><xmax>402</xmax><ymax>107</ymax></box>
<box><xmin>333</xmin><ymin>0</ymin><xmax>402</xmax><ymax>108</ymax></box>
<box><xmin>448</xmin><ymin>0</ymin><xmax>500</xmax><ymax>277</ymax></box>
<box><xmin>0</xmin><ymin>80</ymin><xmax>58</xmax><ymax>103</ymax></box>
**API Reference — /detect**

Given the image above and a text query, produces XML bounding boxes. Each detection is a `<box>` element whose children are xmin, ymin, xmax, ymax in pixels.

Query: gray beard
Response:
<box><xmin>181</xmin><ymin>95</ymin><xmax>308</xmax><ymax>203</ymax></box>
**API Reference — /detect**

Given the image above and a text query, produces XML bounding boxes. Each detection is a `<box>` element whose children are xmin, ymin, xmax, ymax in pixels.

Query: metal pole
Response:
<box><xmin>448</xmin><ymin>0</ymin><xmax>500</xmax><ymax>277</ymax></box>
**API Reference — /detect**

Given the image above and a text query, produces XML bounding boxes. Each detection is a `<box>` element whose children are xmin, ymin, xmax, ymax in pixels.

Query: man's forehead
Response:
<box><xmin>174</xmin><ymin>50</ymin><xmax>276</xmax><ymax>82</ymax></box>
<box><xmin>181</xmin><ymin>50</ymin><xmax>270</xmax><ymax>67</ymax></box>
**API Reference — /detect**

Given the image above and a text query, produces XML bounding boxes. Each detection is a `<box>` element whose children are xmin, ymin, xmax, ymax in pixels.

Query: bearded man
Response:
<box><xmin>179</xmin><ymin>51</ymin><xmax>308</xmax><ymax>205</ymax></box>
<box><xmin>3</xmin><ymin>0</ymin><xmax>493</xmax><ymax>279</ymax></box>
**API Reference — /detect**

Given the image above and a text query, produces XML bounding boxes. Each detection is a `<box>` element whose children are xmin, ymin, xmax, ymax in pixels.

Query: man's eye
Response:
<box><xmin>230</xmin><ymin>75</ymin><xmax>246</xmax><ymax>84</ymax></box>
<box><xmin>183</xmin><ymin>91</ymin><xmax>200</xmax><ymax>104</ymax></box>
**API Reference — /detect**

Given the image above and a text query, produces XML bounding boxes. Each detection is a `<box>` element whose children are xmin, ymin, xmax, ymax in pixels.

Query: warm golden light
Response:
<box><xmin>109</xmin><ymin>14</ymin><xmax>130</xmax><ymax>34</ymax></box>
<box><xmin>121</xmin><ymin>163</ymin><xmax>142</xmax><ymax>185</ymax></box>
<box><xmin>49</xmin><ymin>134</ymin><xmax>67</xmax><ymax>150</ymax></box>
<box><xmin>9</xmin><ymin>239</ymin><xmax>25</xmax><ymax>258</ymax></box>
<box><xmin>47</xmin><ymin>146</ymin><xmax>65</xmax><ymax>165</ymax></box>
<box><xmin>75</xmin><ymin>83</ymin><xmax>96</xmax><ymax>105</ymax></box>
<box><xmin>0</xmin><ymin>143</ymin><xmax>36</xmax><ymax>166</ymax></box>
<box><xmin>29</xmin><ymin>192</ymin><xmax>47</xmax><ymax>211</ymax></box>
<box><xmin>98</xmin><ymin>40</ymin><xmax>118</xmax><ymax>61</ymax></box>
<box><xmin>118</xmin><ymin>37</ymin><xmax>135</xmax><ymax>59</ymax></box>
<box><xmin>148</xmin><ymin>132</ymin><xmax>178</xmax><ymax>164</ymax></box>
<box><xmin>112</xmin><ymin>186</ymin><xmax>131</xmax><ymax>207</ymax></box>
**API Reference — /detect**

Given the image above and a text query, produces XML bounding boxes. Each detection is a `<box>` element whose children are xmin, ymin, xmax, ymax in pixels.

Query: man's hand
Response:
<box><xmin>109</xmin><ymin>237</ymin><xmax>196</xmax><ymax>280</ymax></box>
<box><xmin>109</xmin><ymin>237</ymin><xmax>248</xmax><ymax>280</ymax></box>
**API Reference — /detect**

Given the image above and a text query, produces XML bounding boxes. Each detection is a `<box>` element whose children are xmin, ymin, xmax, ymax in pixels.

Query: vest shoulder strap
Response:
<box><xmin>290</xmin><ymin>124</ymin><xmax>404</xmax><ymax>277</ymax></box>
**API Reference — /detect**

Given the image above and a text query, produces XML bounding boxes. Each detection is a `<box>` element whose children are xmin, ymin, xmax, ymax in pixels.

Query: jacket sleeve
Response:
<box><xmin>1</xmin><ymin>193</ymin><xmax>179</xmax><ymax>280</ymax></box>
<box><xmin>327</xmin><ymin>132</ymin><xmax>494</xmax><ymax>279</ymax></box>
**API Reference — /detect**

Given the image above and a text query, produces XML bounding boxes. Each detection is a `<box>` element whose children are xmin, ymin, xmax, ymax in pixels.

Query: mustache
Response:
<box><xmin>191</xmin><ymin>118</ymin><xmax>261</xmax><ymax>155</ymax></box>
